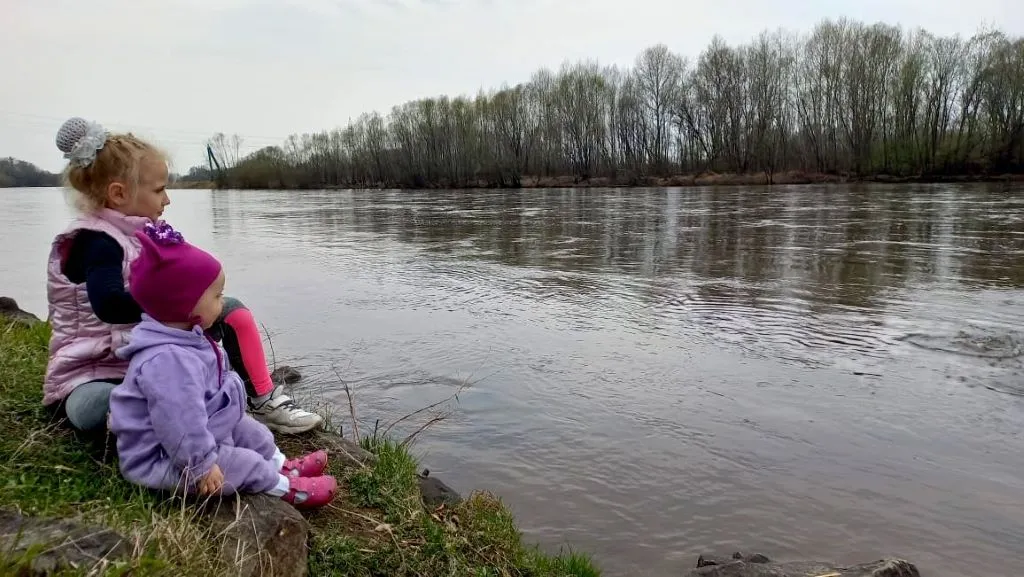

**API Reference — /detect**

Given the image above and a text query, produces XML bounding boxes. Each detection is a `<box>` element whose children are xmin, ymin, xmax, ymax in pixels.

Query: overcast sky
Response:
<box><xmin>2</xmin><ymin>0</ymin><xmax>1019</xmax><ymax>173</ymax></box>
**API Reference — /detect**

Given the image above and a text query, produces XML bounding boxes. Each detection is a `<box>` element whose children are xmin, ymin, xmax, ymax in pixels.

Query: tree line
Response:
<box><xmin>0</xmin><ymin>158</ymin><xmax>59</xmax><ymax>187</ymax></box>
<box><xmin>192</xmin><ymin>18</ymin><xmax>1023</xmax><ymax>189</ymax></box>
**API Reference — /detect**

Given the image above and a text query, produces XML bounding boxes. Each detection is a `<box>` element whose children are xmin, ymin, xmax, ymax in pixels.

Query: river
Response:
<box><xmin>3</xmin><ymin>184</ymin><xmax>1023</xmax><ymax>576</ymax></box>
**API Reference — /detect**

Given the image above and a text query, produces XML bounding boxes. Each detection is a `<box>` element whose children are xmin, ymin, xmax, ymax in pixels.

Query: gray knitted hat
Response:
<box><xmin>56</xmin><ymin>117</ymin><xmax>108</xmax><ymax>168</ymax></box>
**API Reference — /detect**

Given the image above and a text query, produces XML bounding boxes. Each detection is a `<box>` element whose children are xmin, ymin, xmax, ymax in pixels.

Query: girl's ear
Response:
<box><xmin>106</xmin><ymin>181</ymin><xmax>128</xmax><ymax>208</ymax></box>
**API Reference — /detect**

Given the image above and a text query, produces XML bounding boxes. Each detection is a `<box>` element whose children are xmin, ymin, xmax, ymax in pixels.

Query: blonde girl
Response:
<box><xmin>45</xmin><ymin>117</ymin><xmax>321</xmax><ymax>435</ymax></box>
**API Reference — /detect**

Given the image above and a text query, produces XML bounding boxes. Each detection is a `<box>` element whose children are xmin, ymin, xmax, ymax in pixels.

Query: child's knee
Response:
<box><xmin>64</xmin><ymin>380</ymin><xmax>118</xmax><ymax>432</ymax></box>
<box><xmin>215</xmin><ymin>445</ymin><xmax>280</xmax><ymax>494</ymax></box>
<box><xmin>208</xmin><ymin>297</ymin><xmax>248</xmax><ymax>336</ymax></box>
<box><xmin>220</xmin><ymin>297</ymin><xmax>247</xmax><ymax>320</ymax></box>
<box><xmin>233</xmin><ymin>416</ymin><xmax>276</xmax><ymax>457</ymax></box>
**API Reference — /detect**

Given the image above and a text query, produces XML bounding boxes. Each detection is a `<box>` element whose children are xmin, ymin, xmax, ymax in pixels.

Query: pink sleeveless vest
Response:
<box><xmin>43</xmin><ymin>209</ymin><xmax>150</xmax><ymax>406</ymax></box>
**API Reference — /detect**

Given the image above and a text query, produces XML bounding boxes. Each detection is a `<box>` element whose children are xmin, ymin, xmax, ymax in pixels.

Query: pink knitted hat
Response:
<box><xmin>129</xmin><ymin>222</ymin><xmax>223</xmax><ymax>324</ymax></box>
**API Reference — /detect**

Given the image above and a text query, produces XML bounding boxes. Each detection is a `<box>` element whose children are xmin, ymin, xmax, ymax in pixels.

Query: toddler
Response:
<box><xmin>109</xmin><ymin>221</ymin><xmax>337</xmax><ymax>506</ymax></box>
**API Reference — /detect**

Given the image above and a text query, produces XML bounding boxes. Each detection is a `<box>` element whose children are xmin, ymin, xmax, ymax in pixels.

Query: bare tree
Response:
<box><xmin>207</xmin><ymin>132</ymin><xmax>244</xmax><ymax>169</ymax></box>
<box><xmin>212</xmin><ymin>19</ymin><xmax>1022</xmax><ymax>190</ymax></box>
<box><xmin>633</xmin><ymin>44</ymin><xmax>686</xmax><ymax>173</ymax></box>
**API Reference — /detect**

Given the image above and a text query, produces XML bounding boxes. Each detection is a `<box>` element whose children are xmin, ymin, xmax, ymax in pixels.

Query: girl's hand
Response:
<box><xmin>198</xmin><ymin>464</ymin><xmax>225</xmax><ymax>496</ymax></box>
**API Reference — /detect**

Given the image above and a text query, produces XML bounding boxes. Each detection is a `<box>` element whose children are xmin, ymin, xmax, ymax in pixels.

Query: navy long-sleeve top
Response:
<box><xmin>62</xmin><ymin>230</ymin><xmax>144</xmax><ymax>325</ymax></box>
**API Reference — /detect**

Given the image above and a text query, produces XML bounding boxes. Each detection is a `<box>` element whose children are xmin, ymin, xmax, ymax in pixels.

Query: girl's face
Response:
<box><xmin>191</xmin><ymin>270</ymin><xmax>226</xmax><ymax>330</ymax></box>
<box><xmin>107</xmin><ymin>155</ymin><xmax>170</xmax><ymax>222</ymax></box>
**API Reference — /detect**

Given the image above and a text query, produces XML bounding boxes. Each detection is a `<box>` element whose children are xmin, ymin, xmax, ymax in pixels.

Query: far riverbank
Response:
<box><xmin>174</xmin><ymin>170</ymin><xmax>1023</xmax><ymax>191</ymax></box>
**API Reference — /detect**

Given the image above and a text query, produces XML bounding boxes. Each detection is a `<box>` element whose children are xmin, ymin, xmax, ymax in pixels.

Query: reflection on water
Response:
<box><xmin>211</xmin><ymin>184</ymin><xmax>1024</xmax><ymax>370</ymax></box>
<box><xmin>235</xmin><ymin>184</ymin><xmax>1024</xmax><ymax>286</ymax></box>
<box><xmin>4</xmin><ymin>184</ymin><xmax>1024</xmax><ymax>577</ymax></box>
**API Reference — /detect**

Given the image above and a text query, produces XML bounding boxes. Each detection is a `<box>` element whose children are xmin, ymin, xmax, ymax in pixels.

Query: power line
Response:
<box><xmin>0</xmin><ymin>110</ymin><xmax>293</xmax><ymax>143</ymax></box>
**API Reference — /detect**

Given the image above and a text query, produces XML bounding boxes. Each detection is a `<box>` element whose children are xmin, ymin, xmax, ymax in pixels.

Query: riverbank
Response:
<box><xmin>168</xmin><ymin>180</ymin><xmax>216</xmax><ymax>189</ymax></box>
<box><xmin>0</xmin><ymin>314</ymin><xmax>599</xmax><ymax>576</ymax></box>
<box><xmin>172</xmin><ymin>170</ymin><xmax>1023</xmax><ymax>191</ymax></box>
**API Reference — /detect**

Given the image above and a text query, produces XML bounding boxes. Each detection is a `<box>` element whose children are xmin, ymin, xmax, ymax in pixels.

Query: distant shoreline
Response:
<box><xmin>170</xmin><ymin>171</ymin><xmax>1023</xmax><ymax>191</ymax></box>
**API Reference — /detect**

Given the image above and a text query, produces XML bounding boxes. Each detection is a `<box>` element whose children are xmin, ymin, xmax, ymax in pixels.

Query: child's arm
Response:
<box><xmin>135</xmin><ymin>350</ymin><xmax>219</xmax><ymax>483</ymax></box>
<box><xmin>66</xmin><ymin>230</ymin><xmax>144</xmax><ymax>324</ymax></box>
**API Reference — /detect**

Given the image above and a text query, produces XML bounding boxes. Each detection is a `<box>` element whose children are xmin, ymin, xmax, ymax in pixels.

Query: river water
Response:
<box><xmin>3</xmin><ymin>184</ymin><xmax>1023</xmax><ymax>576</ymax></box>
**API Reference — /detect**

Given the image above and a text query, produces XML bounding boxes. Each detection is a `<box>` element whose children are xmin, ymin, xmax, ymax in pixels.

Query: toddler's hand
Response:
<box><xmin>198</xmin><ymin>464</ymin><xmax>224</xmax><ymax>496</ymax></box>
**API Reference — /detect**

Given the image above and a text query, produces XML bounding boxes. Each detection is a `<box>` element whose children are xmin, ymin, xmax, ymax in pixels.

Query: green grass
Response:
<box><xmin>0</xmin><ymin>321</ymin><xmax>213</xmax><ymax>576</ymax></box>
<box><xmin>308</xmin><ymin>434</ymin><xmax>600</xmax><ymax>577</ymax></box>
<box><xmin>0</xmin><ymin>320</ymin><xmax>600</xmax><ymax>576</ymax></box>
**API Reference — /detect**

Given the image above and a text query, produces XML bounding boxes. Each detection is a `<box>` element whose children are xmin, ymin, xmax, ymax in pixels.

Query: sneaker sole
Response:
<box><xmin>260</xmin><ymin>420</ymin><xmax>323</xmax><ymax>435</ymax></box>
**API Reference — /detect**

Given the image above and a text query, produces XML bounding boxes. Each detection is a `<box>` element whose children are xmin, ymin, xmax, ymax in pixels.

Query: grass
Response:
<box><xmin>0</xmin><ymin>320</ymin><xmax>600</xmax><ymax>577</ymax></box>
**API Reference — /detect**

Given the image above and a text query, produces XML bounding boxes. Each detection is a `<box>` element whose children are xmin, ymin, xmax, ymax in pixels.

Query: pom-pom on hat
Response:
<box><xmin>129</xmin><ymin>222</ymin><xmax>223</xmax><ymax>324</ymax></box>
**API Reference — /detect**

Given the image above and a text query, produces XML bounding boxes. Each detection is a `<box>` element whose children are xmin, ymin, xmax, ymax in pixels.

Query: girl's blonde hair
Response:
<box><xmin>57</xmin><ymin>119</ymin><xmax>167</xmax><ymax>213</ymax></box>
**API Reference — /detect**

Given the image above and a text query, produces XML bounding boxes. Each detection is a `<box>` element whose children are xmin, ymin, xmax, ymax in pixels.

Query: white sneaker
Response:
<box><xmin>250</xmin><ymin>386</ymin><xmax>323</xmax><ymax>434</ymax></box>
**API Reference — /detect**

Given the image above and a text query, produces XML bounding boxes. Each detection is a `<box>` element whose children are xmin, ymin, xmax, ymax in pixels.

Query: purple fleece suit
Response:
<box><xmin>109</xmin><ymin>315</ymin><xmax>281</xmax><ymax>495</ymax></box>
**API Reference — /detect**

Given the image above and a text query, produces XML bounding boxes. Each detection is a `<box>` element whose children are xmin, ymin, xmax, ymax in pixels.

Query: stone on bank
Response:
<box><xmin>0</xmin><ymin>508</ymin><xmax>130</xmax><ymax>574</ymax></box>
<box><xmin>686</xmin><ymin>551</ymin><xmax>920</xmax><ymax>577</ymax></box>
<box><xmin>0</xmin><ymin>297</ymin><xmax>42</xmax><ymax>327</ymax></box>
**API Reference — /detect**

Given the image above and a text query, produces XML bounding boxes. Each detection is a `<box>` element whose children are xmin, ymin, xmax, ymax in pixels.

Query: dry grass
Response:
<box><xmin>0</xmin><ymin>320</ymin><xmax>600</xmax><ymax>576</ymax></box>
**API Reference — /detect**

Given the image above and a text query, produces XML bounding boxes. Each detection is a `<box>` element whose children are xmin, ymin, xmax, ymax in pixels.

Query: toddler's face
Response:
<box><xmin>192</xmin><ymin>270</ymin><xmax>226</xmax><ymax>330</ymax></box>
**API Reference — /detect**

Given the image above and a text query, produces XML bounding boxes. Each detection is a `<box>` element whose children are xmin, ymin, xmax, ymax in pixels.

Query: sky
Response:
<box><xmin>2</xmin><ymin>0</ymin><xmax>1020</xmax><ymax>173</ymax></box>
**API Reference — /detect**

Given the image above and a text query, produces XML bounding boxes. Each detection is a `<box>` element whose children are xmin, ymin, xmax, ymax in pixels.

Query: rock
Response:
<box><xmin>278</xmin><ymin>428</ymin><xmax>378</xmax><ymax>470</ymax></box>
<box><xmin>271</xmin><ymin>366</ymin><xmax>302</xmax><ymax>386</ymax></box>
<box><xmin>745</xmin><ymin>554</ymin><xmax>772</xmax><ymax>564</ymax></box>
<box><xmin>202</xmin><ymin>493</ymin><xmax>310</xmax><ymax>577</ymax></box>
<box><xmin>317</xmin><ymin>430</ymin><xmax>377</xmax><ymax>468</ymax></box>
<box><xmin>0</xmin><ymin>297</ymin><xmax>42</xmax><ymax>327</ymax></box>
<box><xmin>684</xmin><ymin>556</ymin><xmax>920</xmax><ymax>577</ymax></box>
<box><xmin>698</xmin><ymin>552</ymin><xmax>772</xmax><ymax>567</ymax></box>
<box><xmin>0</xmin><ymin>508</ymin><xmax>129</xmax><ymax>575</ymax></box>
<box><xmin>417</xmin><ymin>468</ymin><xmax>463</xmax><ymax>508</ymax></box>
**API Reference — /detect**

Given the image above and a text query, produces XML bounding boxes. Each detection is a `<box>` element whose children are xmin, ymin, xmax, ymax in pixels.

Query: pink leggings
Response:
<box><xmin>209</xmin><ymin>298</ymin><xmax>275</xmax><ymax>398</ymax></box>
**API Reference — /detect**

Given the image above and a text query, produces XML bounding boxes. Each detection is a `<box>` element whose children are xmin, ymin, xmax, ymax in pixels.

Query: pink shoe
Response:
<box><xmin>281</xmin><ymin>475</ymin><xmax>337</xmax><ymax>509</ymax></box>
<box><xmin>281</xmin><ymin>450</ymin><xmax>328</xmax><ymax>478</ymax></box>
